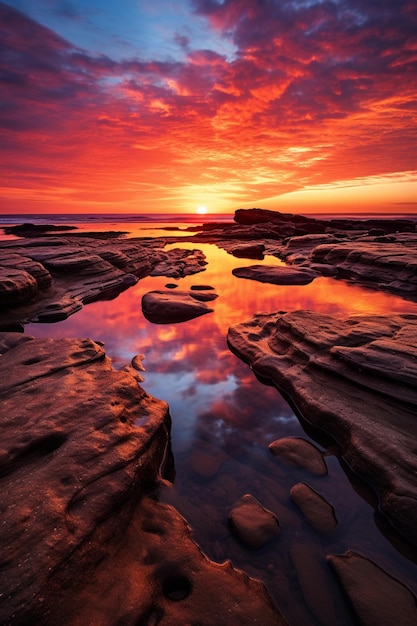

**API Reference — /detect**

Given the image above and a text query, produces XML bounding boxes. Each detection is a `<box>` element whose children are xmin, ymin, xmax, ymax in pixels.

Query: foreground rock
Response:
<box><xmin>232</xmin><ymin>264</ymin><xmax>318</xmax><ymax>285</ymax></box>
<box><xmin>328</xmin><ymin>551</ymin><xmax>417</xmax><ymax>626</ymax></box>
<box><xmin>228</xmin><ymin>310</ymin><xmax>417</xmax><ymax>546</ymax></box>
<box><xmin>142</xmin><ymin>289</ymin><xmax>218</xmax><ymax>323</ymax></box>
<box><xmin>0</xmin><ymin>237</ymin><xmax>208</xmax><ymax>325</ymax></box>
<box><xmin>228</xmin><ymin>494</ymin><xmax>280</xmax><ymax>549</ymax></box>
<box><xmin>0</xmin><ymin>332</ymin><xmax>285</xmax><ymax>625</ymax></box>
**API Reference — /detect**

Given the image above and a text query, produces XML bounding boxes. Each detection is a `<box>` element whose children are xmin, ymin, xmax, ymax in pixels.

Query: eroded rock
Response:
<box><xmin>228</xmin><ymin>494</ymin><xmax>280</xmax><ymax>549</ymax></box>
<box><xmin>142</xmin><ymin>289</ymin><xmax>218</xmax><ymax>323</ymax></box>
<box><xmin>228</xmin><ymin>310</ymin><xmax>417</xmax><ymax>545</ymax></box>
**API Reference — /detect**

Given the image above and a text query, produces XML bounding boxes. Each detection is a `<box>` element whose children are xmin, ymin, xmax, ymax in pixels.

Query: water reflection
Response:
<box><xmin>26</xmin><ymin>241</ymin><xmax>417</xmax><ymax>626</ymax></box>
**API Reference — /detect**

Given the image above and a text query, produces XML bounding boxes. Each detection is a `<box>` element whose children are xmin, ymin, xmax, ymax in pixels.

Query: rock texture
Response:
<box><xmin>0</xmin><ymin>332</ymin><xmax>285</xmax><ymax>625</ymax></box>
<box><xmin>228</xmin><ymin>494</ymin><xmax>280</xmax><ymax>549</ymax></box>
<box><xmin>232</xmin><ymin>264</ymin><xmax>318</xmax><ymax>285</ymax></box>
<box><xmin>228</xmin><ymin>310</ymin><xmax>417</xmax><ymax>546</ymax></box>
<box><xmin>142</xmin><ymin>289</ymin><xmax>218</xmax><ymax>323</ymax></box>
<box><xmin>328</xmin><ymin>551</ymin><xmax>417</xmax><ymax>626</ymax></box>
<box><xmin>0</xmin><ymin>237</ymin><xmax>208</xmax><ymax>325</ymax></box>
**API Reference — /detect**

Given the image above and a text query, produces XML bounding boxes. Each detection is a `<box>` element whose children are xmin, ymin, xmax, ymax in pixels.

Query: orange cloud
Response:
<box><xmin>1</xmin><ymin>1</ymin><xmax>416</xmax><ymax>214</ymax></box>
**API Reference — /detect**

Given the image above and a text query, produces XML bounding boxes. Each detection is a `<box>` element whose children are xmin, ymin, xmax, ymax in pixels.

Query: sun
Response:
<box><xmin>196</xmin><ymin>205</ymin><xmax>208</xmax><ymax>214</ymax></box>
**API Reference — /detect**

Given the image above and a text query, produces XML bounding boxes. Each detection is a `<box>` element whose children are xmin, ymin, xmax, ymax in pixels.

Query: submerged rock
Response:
<box><xmin>232</xmin><ymin>264</ymin><xmax>318</xmax><ymax>285</ymax></box>
<box><xmin>228</xmin><ymin>310</ymin><xmax>417</xmax><ymax>546</ymax></box>
<box><xmin>269</xmin><ymin>437</ymin><xmax>327</xmax><ymax>476</ymax></box>
<box><xmin>290</xmin><ymin>483</ymin><xmax>338</xmax><ymax>533</ymax></box>
<box><xmin>142</xmin><ymin>289</ymin><xmax>218</xmax><ymax>323</ymax></box>
<box><xmin>228</xmin><ymin>494</ymin><xmax>280</xmax><ymax>549</ymax></box>
<box><xmin>328</xmin><ymin>551</ymin><xmax>417</xmax><ymax>626</ymax></box>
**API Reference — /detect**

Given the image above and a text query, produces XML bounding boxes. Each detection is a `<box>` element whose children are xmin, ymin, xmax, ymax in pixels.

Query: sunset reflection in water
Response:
<box><xmin>27</xmin><ymin>241</ymin><xmax>417</xmax><ymax>626</ymax></box>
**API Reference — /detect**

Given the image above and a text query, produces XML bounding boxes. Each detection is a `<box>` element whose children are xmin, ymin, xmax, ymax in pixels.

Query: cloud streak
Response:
<box><xmin>0</xmin><ymin>0</ymin><xmax>416</xmax><ymax>213</ymax></box>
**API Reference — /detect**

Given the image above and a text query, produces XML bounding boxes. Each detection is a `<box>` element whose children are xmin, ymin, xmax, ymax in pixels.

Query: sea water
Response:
<box><xmin>4</xmin><ymin>213</ymin><xmax>417</xmax><ymax>625</ymax></box>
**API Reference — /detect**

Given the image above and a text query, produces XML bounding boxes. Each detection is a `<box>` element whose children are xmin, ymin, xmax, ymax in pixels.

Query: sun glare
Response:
<box><xmin>196</xmin><ymin>205</ymin><xmax>208</xmax><ymax>214</ymax></box>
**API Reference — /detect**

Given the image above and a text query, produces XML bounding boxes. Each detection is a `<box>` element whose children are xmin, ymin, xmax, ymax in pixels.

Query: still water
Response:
<box><xmin>26</xmin><ymin>236</ymin><xmax>417</xmax><ymax>625</ymax></box>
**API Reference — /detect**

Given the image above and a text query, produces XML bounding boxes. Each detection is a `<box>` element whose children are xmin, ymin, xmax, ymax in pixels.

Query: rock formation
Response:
<box><xmin>0</xmin><ymin>237</ymin><xmax>209</xmax><ymax>325</ymax></box>
<box><xmin>142</xmin><ymin>289</ymin><xmax>218</xmax><ymax>323</ymax></box>
<box><xmin>228</xmin><ymin>310</ymin><xmax>417</xmax><ymax>546</ymax></box>
<box><xmin>0</xmin><ymin>332</ymin><xmax>286</xmax><ymax>625</ymax></box>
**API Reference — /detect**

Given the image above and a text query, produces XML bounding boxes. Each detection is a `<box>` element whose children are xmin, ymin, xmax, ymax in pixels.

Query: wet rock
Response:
<box><xmin>228</xmin><ymin>310</ymin><xmax>417</xmax><ymax>546</ymax></box>
<box><xmin>232</xmin><ymin>264</ymin><xmax>318</xmax><ymax>285</ymax></box>
<box><xmin>328</xmin><ymin>551</ymin><xmax>417</xmax><ymax>626</ymax></box>
<box><xmin>142</xmin><ymin>289</ymin><xmax>217</xmax><ymax>323</ymax></box>
<box><xmin>269</xmin><ymin>437</ymin><xmax>327</xmax><ymax>476</ymax></box>
<box><xmin>0</xmin><ymin>332</ymin><xmax>286</xmax><ymax>625</ymax></box>
<box><xmin>228</xmin><ymin>494</ymin><xmax>280</xmax><ymax>549</ymax></box>
<box><xmin>231</xmin><ymin>243</ymin><xmax>265</xmax><ymax>259</ymax></box>
<box><xmin>290</xmin><ymin>483</ymin><xmax>338</xmax><ymax>533</ymax></box>
<box><xmin>150</xmin><ymin>247</ymin><xmax>208</xmax><ymax>278</ymax></box>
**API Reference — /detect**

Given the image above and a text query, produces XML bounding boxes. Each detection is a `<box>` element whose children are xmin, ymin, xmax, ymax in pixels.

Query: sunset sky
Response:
<box><xmin>1</xmin><ymin>0</ymin><xmax>416</xmax><ymax>215</ymax></box>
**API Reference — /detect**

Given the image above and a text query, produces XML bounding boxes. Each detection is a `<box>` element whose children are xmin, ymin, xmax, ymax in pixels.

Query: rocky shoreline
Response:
<box><xmin>1</xmin><ymin>208</ymin><xmax>417</xmax><ymax>624</ymax></box>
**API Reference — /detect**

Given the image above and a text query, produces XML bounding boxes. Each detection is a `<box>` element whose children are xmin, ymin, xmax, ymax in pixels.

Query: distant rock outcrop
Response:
<box><xmin>232</xmin><ymin>264</ymin><xmax>318</xmax><ymax>285</ymax></box>
<box><xmin>228</xmin><ymin>310</ymin><xmax>417</xmax><ymax>546</ymax></box>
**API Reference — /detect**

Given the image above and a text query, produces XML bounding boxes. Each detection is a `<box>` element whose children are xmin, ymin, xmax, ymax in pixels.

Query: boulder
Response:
<box><xmin>142</xmin><ymin>289</ymin><xmax>218</xmax><ymax>323</ymax></box>
<box><xmin>290</xmin><ymin>483</ymin><xmax>338</xmax><ymax>533</ymax></box>
<box><xmin>269</xmin><ymin>437</ymin><xmax>327</xmax><ymax>476</ymax></box>
<box><xmin>228</xmin><ymin>494</ymin><xmax>280</xmax><ymax>549</ymax></box>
